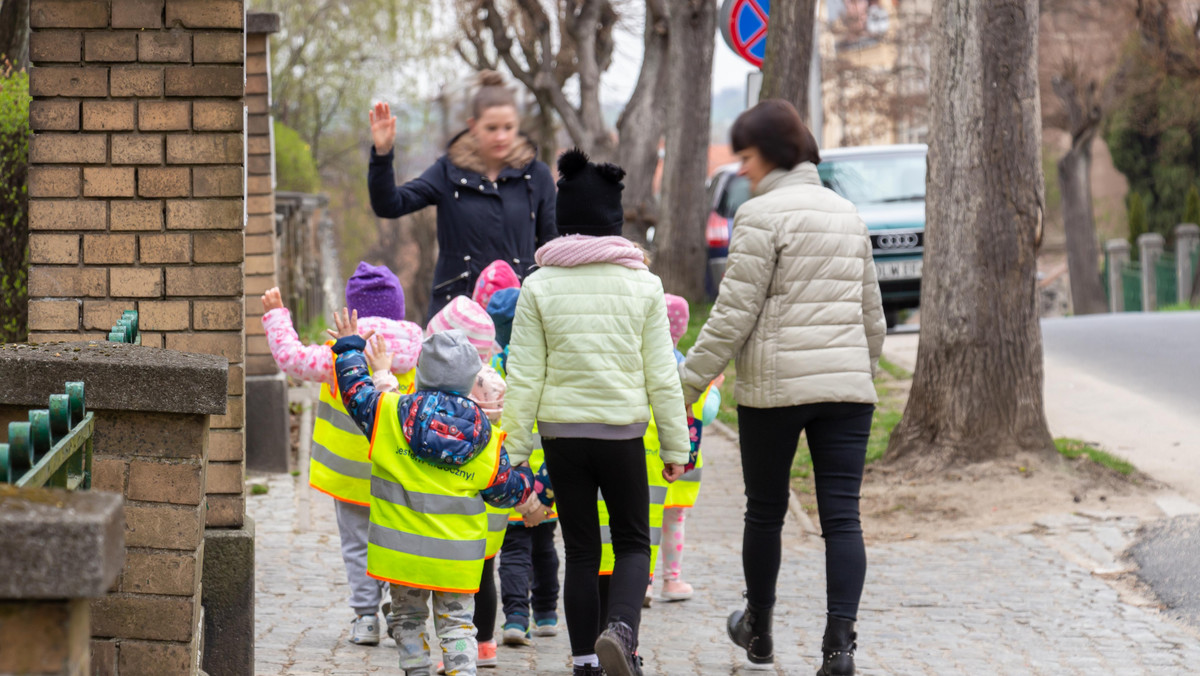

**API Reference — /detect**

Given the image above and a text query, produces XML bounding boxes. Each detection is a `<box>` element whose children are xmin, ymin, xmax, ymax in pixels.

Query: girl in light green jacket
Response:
<box><xmin>500</xmin><ymin>149</ymin><xmax>689</xmax><ymax>676</ymax></box>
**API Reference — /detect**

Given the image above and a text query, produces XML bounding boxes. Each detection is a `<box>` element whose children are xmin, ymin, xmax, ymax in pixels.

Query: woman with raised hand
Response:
<box><xmin>368</xmin><ymin>70</ymin><xmax>557</xmax><ymax>321</ymax></box>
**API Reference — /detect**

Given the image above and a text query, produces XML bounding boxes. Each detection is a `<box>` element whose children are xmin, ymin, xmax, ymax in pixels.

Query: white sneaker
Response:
<box><xmin>349</xmin><ymin>614</ymin><xmax>381</xmax><ymax>646</ymax></box>
<box><xmin>533</xmin><ymin>620</ymin><xmax>559</xmax><ymax>637</ymax></box>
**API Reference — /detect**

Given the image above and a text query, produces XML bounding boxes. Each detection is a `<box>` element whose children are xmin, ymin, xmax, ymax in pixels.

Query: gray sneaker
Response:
<box><xmin>350</xmin><ymin>614</ymin><xmax>381</xmax><ymax>646</ymax></box>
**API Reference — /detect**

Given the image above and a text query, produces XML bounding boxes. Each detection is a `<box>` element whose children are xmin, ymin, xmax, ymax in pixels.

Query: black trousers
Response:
<box><xmin>542</xmin><ymin>437</ymin><xmax>650</xmax><ymax>656</ymax></box>
<box><xmin>473</xmin><ymin>556</ymin><xmax>497</xmax><ymax>642</ymax></box>
<box><xmin>499</xmin><ymin>521</ymin><xmax>561</xmax><ymax>628</ymax></box>
<box><xmin>737</xmin><ymin>402</ymin><xmax>873</xmax><ymax>621</ymax></box>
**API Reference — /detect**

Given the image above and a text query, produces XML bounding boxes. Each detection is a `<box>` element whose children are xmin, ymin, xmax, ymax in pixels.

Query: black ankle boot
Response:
<box><xmin>595</xmin><ymin>620</ymin><xmax>642</xmax><ymax>676</ymax></box>
<box><xmin>726</xmin><ymin>596</ymin><xmax>773</xmax><ymax>667</ymax></box>
<box><xmin>816</xmin><ymin>615</ymin><xmax>857</xmax><ymax>676</ymax></box>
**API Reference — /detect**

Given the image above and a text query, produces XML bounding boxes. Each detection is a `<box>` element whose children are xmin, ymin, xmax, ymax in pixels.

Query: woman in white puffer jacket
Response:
<box><xmin>679</xmin><ymin>99</ymin><xmax>886</xmax><ymax>676</ymax></box>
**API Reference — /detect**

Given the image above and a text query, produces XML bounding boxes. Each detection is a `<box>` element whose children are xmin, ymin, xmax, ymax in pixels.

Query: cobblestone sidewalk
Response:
<box><xmin>250</xmin><ymin>421</ymin><xmax>1200</xmax><ymax>675</ymax></box>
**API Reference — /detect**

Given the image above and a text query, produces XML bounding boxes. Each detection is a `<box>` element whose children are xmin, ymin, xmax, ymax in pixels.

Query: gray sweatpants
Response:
<box><xmin>387</xmin><ymin>585</ymin><xmax>477</xmax><ymax>675</ymax></box>
<box><xmin>333</xmin><ymin>498</ymin><xmax>388</xmax><ymax>616</ymax></box>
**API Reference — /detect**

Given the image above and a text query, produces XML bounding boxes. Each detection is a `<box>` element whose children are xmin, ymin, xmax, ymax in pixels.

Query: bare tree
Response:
<box><xmin>886</xmin><ymin>0</ymin><xmax>1056</xmax><ymax>470</ymax></box>
<box><xmin>456</xmin><ymin>0</ymin><xmax>620</xmax><ymax>160</ymax></box>
<box><xmin>1051</xmin><ymin>63</ymin><xmax>1107</xmax><ymax>315</ymax></box>
<box><xmin>655</xmin><ymin>0</ymin><xmax>715</xmax><ymax>302</ymax></box>
<box><xmin>614</xmin><ymin>0</ymin><xmax>669</xmax><ymax>242</ymax></box>
<box><xmin>759</xmin><ymin>0</ymin><xmax>816</xmax><ymax>120</ymax></box>
<box><xmin>0</xmin><ymin>0</ymin><xmax>29</xmax><ymax>69</ymax></box>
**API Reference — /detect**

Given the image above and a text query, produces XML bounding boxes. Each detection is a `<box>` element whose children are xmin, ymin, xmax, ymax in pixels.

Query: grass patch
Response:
<box><xmin>250</xmin><ymin>483</ymin><xmax>270</xmax><ymax>496</ymax></box>
<box><xmin>878</xmin><ymin>355</ymin><xmax>911</xmax><ymax>381</ymax></box>
<box><xmin>1158</xmin><ymin>302</ymin><xmax>1198</xmax><ymax>312</ymax></box>
<box><xmin>1055</xmin><ymin>438</ymin><xmax>1136</xmax><ymax>476</ymax></box>
<box><xmin>675</xmin><ymin>301</ymin><xmax>713</xmax><ymax>356</ymax></box>
<box><xmin>290</xmin><ymin>470</ymin><xmax>300</xmax><ymax>477</ymax></box>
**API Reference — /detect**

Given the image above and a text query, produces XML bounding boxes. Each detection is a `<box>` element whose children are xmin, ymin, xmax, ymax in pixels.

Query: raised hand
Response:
<box><xmin>369</xmin><ymin>102</ymin><xmax>396</xmax><ymax>155</ymax></box>
<box><xmin>261</xmin><ymin>287</ymin><xmax>284</xmax><ymax>313</ymax></box>
<box><xmin>326</xmin><ymin>307</ymin><xmax>375</xmax><ymax>342</ymax></box>
<box><xmin>366</xmin><ymin>334</ymin><xmax>393</xmax><ymax>375</ymax></box>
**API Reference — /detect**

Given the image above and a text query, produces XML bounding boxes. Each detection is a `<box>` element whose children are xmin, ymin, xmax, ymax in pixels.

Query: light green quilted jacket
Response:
<box><xmin>501</xmin><ymin>263</ymin><xmax>691</xmax><ymax>466</ymax></box>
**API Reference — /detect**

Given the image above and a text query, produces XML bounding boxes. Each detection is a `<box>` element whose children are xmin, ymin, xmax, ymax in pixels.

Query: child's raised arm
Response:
<box><xmin>329</xmin><ymin>308</ymin><xmax>383</xmax><ymax>439</ymax></box>
<box><xmin>262</xmin><ymin>288</ymin><xmax>338</xmax><ymax>384</ymax></box>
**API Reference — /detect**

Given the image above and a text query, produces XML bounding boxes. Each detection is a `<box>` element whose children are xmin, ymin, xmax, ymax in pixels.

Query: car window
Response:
<box><xmin>817</xmin><ymin>152</ymin><xmax>926</xmax><ymax>206</ymax></box>
<box><xmin>718</xmin><ymin>174</ymin><xmax>752</xmax><ymax>218</ymax></box>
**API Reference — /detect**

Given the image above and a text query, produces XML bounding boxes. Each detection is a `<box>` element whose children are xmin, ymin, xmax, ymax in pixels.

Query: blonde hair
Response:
<box><xmin>472</xmin><ymin>70</ymin><xmax>517</xmax><ymax>118</ymax></box>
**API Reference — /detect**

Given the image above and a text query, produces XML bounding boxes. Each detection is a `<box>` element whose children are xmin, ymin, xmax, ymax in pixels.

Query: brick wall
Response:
<box><xmin>26</xmin><ymin>0</ymin><xmax>247</xmax><ymax>531</ymax></box>
<box><xmin>243</xmin><ymin>19</ymin><xmax>278</xmax><ymax>377</ymax></box>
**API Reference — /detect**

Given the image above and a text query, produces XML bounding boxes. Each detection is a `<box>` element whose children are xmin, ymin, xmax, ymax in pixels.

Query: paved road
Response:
<box><xmin>1041</xmin><ymin>312</ymin><xmax>1200</xmax><ymax>419</ymax></box>
<box><xmin>1129</xmin><ymin>515</ymin><xmax>1200</xmax><ymax>629</ymax></box>
<box><xmin>250</xmin><ymin>407</ymin><xmax>1200</xmax><ymax>675</ymax></box>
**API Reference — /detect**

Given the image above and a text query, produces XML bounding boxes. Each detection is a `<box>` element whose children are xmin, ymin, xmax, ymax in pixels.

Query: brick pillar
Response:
<box><xmin>0</xmin><ymin>342</ymin><xmax>228</xmax><ymax>676</ymax></box>
<box><xmin>242</xmin><ymin>12</ymin><xmax>289</xmax><ymax>474</ymax></box>
<box><xmin>27</xmin><ymin>0</ymin><xmax>248</xmax><ymax>530</ymax></box>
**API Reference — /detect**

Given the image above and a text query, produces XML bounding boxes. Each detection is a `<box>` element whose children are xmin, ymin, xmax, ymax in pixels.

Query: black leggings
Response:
<box><xmin>737</xmin><ymin>402</ymin><xmax>873</xmax><ymax>621</ymax></box>
<box><xmin>542</xmin><ymin>437</ymin><xmax>650</xmax><ymax>656</ymax></box>
<box><xmin>473</xmin><ymin>556</ymin><xmax>497</xmax><ymax>642</ymax></box>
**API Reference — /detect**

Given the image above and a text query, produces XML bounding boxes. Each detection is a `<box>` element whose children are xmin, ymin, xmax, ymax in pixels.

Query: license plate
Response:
<box><xmin>875</xmin><ymin>259</ymin><xmax>922</xmax><ymax>281</ymax></box>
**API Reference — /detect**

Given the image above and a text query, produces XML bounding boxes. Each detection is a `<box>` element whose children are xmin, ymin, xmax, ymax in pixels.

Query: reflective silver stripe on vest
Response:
<box><xmin>679</xmin><ymin>467</ymin><xmax>702</xmax><ymax>482</ymax></box>
<box><xmin>489</xmin><ymin>511</ymin><xmax>511</xmax><ymax>530</ymax></box>
<box><xmin>649</xmin><ymin>485</ymin><xmax>668</xmax><ymax>505</ymax></box>
<box><xmin>317</xmin><ymin>400</ymin><xmax>363</xmax><ymax>436</ymax></box>
<box><xmin>368</xmin><ymin>522</ymin><xmax>486</xmax><ymax>561</ymax></box>
<box><xmin>371</xmin><ymin>475</ymin><xmax>485</xmax><ymax>516</ymax></box>
<box><xmin>311</xmin><ymin>442</ymin><xmax>372</xmax><ymax>480</ymax></box>
<box><xmin>599</xmin><ymin>525</ymin><xmax>663</xmax><ymax>547</ymax></box>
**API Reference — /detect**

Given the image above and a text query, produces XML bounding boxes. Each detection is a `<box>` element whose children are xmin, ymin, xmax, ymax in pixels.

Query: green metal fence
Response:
<box><xmin>0</xmin><ymin>382</ymin><xmax>93</xmax><ymax>490</ymax></box>
<box><xmin>1156</xmin><ymin>254</ymin><xmax>1178</xmax><ymax>307</ymax></box>
<box><xmin>107</xmin><ymin>310</ymin><xmax>140</xmax><ymax>344</ymax></box>
<box><xmin>1120</xmin><ymin>262</ymin><xmax>1143</xmax><ymax>312</ymax></box>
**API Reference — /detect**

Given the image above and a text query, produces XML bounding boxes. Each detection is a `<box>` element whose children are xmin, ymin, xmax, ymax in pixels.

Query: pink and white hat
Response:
<box><xmin>426</xmin><ymin>296</ymin><xmax>496</xmax><ymax>362</ymax></box>
<box><xmin>472</xmin><ymin>260</ymin><xmax>521</xmax><ymax>309</ymax></box>
<box><xmin>664</xmin><ymin>294</ymin><xmax>690</xmax><ymax>346</ymax></box>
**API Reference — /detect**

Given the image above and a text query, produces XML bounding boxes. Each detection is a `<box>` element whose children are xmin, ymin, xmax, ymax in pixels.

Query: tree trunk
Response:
<box><xmin>654</xmin><ymin>0</ymin><xmax>714</xmax><ymax>303</ymax></box>
<box><xmin>885</xmin><ymin>0</ymin><xmax>1055</xmax><ymax>470</ymax></box>
<box><xmin>1057</xmin><ymin>139</ymin><xmax>1108</xmax><ymax>315</ymax></box>
<box><xmin>616</xmin><ymin>0</ymin><xmax>669</xmax><ymax>244</ymax></box>
<box><xmin>759</xmin><ymin>0</ymin><xmax>816</xmax><ymax>121</ymax></box>
<box><xmin>0</xmin><ymin>0</ymin><xmax>30</xmax><ymax>69</ymax></box>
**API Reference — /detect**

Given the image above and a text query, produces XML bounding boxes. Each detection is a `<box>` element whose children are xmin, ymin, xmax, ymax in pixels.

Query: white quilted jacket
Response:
<box><xmin>680</xmin><ymin>162</ymin><xmax>886</xmax><ymax>408</ymax></box>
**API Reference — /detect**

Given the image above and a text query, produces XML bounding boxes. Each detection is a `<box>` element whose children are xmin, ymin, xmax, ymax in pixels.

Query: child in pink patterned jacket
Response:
<box><xmin>261</xmin><ymin>261</ymin><xmax>423</xmax><ymax>648</ymax></box>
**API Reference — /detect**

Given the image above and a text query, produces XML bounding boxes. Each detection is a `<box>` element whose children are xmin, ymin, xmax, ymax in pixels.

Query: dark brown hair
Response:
<box><xmin>730</xmin><ymin>99</ymin><xmax>820</xmax><ymax>169</ymax></box>
<box><xmin>471</xmin><ymin>70</ymin><xmax>518</xmax><ymax>118</ymax></box>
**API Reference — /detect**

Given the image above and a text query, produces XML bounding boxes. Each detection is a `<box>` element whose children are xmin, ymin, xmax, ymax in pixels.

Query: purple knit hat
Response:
<box><xmin>345</xmin><ymin>262</ymin><xmax>405</xmax><ymax>321</ymax></box>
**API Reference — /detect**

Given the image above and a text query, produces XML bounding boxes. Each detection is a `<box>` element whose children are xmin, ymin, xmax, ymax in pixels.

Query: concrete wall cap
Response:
<box><xmin>0</xmin><ymin>486</ymin><xmax>124</xmax><ymax>599</ymax></box>
<box><xmin>0</xmin><ymin>342</ymin><xmax>228</xmax><ymax>415</ymax></box>
<box><xmin>246</xmin><ymin>12</ymin><xmax>281</xmax><ymax>34</ymax></box>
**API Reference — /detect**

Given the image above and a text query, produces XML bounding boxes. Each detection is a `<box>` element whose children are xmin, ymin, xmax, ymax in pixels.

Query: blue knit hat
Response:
<box><xmin>486</xmin><ymin>287</ymin><xmax>520</xmax><ymax>349</ymax></box>
<box><xmin>345</xmin><ymin>262</ymin><xmax>405</xmax><ymax>321</ymax></box>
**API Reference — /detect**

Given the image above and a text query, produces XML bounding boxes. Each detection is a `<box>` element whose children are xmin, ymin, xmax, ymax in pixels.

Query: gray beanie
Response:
<box><xmin>416</xmin><ymin>330</ymin><xmax>482</xmax><ymax>395</ymax></box>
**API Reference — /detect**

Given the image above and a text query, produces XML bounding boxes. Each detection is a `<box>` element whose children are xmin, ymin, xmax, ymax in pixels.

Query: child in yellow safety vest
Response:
<box><xmin>653</xmin><ymin>294</ymin><xmax>721</xmax><ymax>602</ymax></box>
<box><xmin>422</xmin><ymin>295</ymin><xmax>507</xmax><ymax>671</ymax></box>
<box><xmin>330</xmin><ymin>311</ymin><xmax>551</xmax><ymax>676</ymax></box>
<box><xmin>485</xmin><ymin>287</ymin><xmax>562</xmax><ymax>647</ymax></box>
<box><xmin>261</xmin><ymin>262</ymin><xmax>422</xmax><ymax>647</ymax></box>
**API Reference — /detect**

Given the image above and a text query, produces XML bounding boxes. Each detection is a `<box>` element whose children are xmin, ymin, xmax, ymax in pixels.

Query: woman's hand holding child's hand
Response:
<box><xmin>517</xmin><ymin>493</ymin><xmax>550</xmax><ymax>527</ymax></box>
<box><xmin>262</xmin><ymin>287</ymin><xmax>284</xmax><ymax>313</ymax></box>
<box><xmin>327</xmin><ymin>307</ymin><xmax>375</xmax><ymax>342</ymax></box>
<box><xmin>366</xmin><ymin>334</ymin><xmax>393</xmax><ymax>374</ymax></box>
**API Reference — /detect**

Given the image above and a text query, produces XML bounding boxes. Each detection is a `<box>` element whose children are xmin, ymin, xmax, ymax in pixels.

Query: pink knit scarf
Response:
<box><xmin>534</xmin><ymin>235</ymin><xmax>648</xmax><ymax>270</ymax></box>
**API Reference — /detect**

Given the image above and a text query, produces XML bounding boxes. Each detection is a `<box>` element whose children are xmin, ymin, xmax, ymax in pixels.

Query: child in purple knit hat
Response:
<box><xmin>346</xmin><ymin>262</ymin><xmax>406</xmax><ymax>321</ymax></box>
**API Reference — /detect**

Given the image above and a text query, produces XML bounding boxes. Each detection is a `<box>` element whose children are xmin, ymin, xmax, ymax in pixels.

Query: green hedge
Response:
<box><xmin>274</xmin><ymin>120</ymin><xmax>320</xmax><ymax>193</ymax></box>
<box><xmin>0</xmin><ymin>65</ymin><xmax>29</xmax><ymax>343</ymax></box>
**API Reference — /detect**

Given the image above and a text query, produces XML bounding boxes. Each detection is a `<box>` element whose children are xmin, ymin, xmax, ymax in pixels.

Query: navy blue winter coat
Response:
<box><xmin>368</xmin><ymin>131</ymin><xmax>557</xmax><ymax>319</ymax></box>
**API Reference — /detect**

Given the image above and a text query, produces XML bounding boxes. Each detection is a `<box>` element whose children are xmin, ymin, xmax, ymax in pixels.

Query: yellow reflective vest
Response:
<box><xmin>310</xmin><ymin>355</ymin><xmax>415</xmax><ymax>505</ymax></box>
<box><xmin>366</xmin><ymin>391</ymin><xmax>504</xmax><ymax>593</ymax></box>
<box><xmin>598</xmin><ymin>445</ymin><xmax>666</xmax><ymax>577</ymax></box>
<box><xmin>663</xmin><ymin>386</ymin><xmax>712</xmax><ymax>510</ymax></box>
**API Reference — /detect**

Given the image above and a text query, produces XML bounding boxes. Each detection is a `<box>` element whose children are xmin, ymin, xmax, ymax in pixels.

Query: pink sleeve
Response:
<box><xmin>262</xmin><ymin>308</ymin><xmax>335</xmax><ymax>384</ymax></box>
